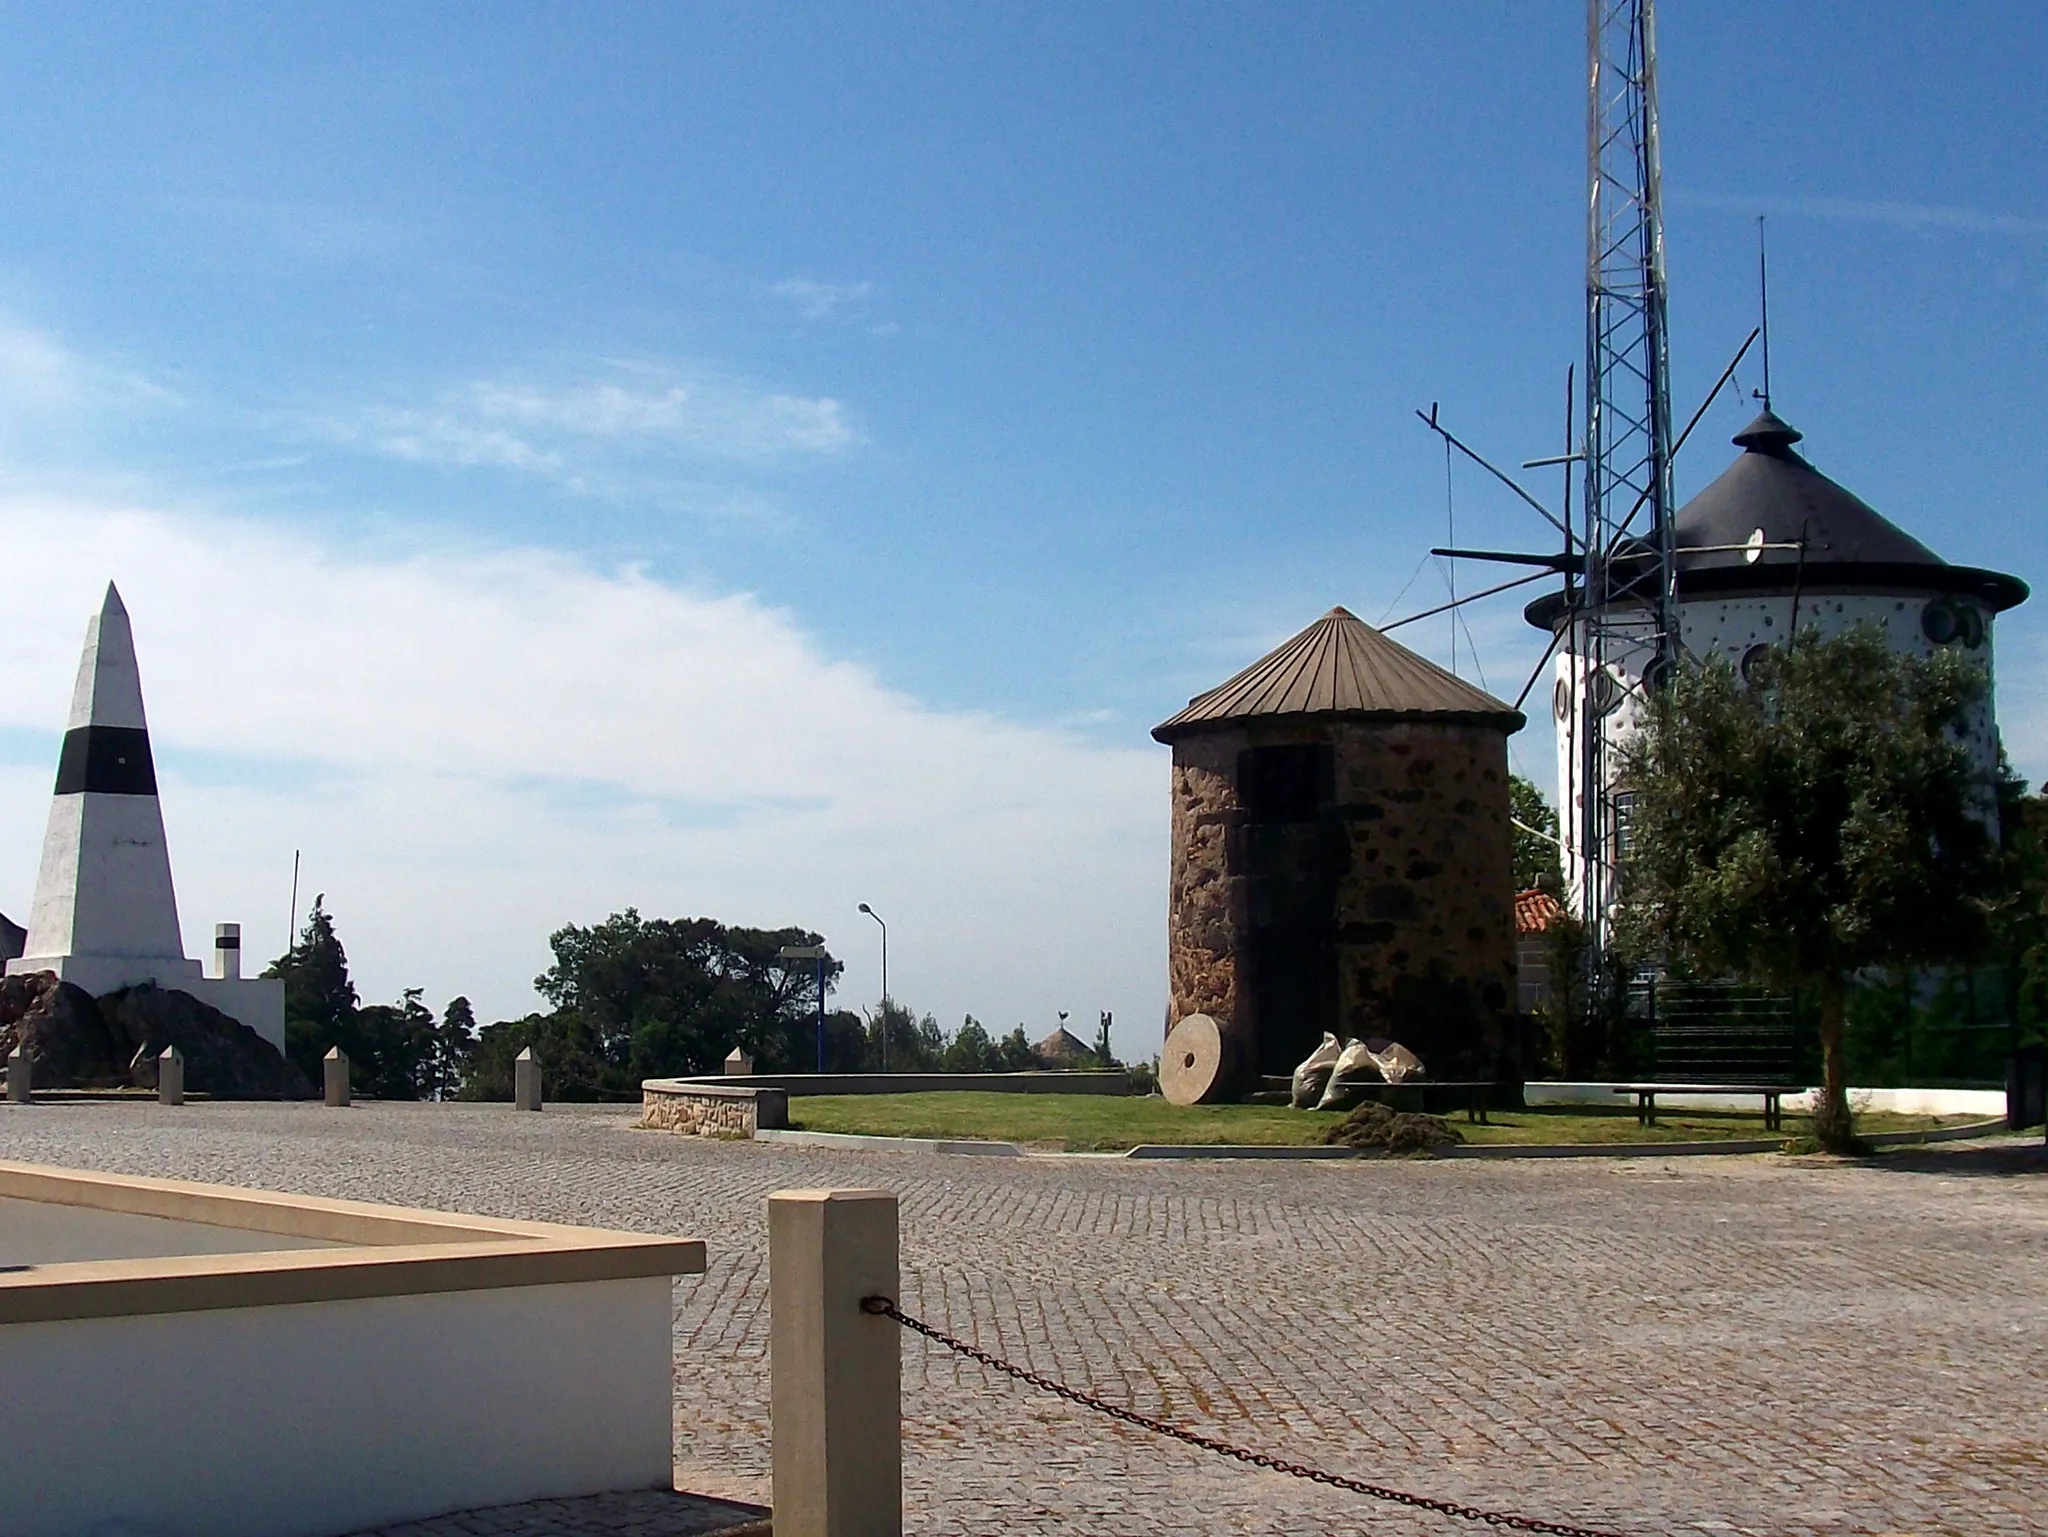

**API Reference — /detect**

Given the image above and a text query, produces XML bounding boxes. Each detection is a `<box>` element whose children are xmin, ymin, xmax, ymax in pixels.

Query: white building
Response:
<box><xmin>6</xmin><ymin>584</ymin><xmax>285</xmax><ymax>1050</ymax></box>
<box><xmin>1529</xmin><ymin>408</ymin><xmax>2029</xmax><ymax>908</ymax></box>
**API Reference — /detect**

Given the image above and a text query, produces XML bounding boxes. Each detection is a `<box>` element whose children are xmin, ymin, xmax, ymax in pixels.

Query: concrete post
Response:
<box><xmin>324</xmin><ymin>1046</ymin><xmax>351</xmax><ymax>1108</ymax></box>
<box><xmin>514</xmin><ymin>1046</ymin><xmax>542</xmax><ymax>1111</ymax></box>
<box><xmin>214</xmin><ymin>922</ymin><xmax>242</xmax><ymax>980</ymax></box>
<box><xmin>769</xmin><ymin>1188</ymin><xmax>901</xmax><ymax>1537</ymax></box>
<box><xmin>725</xmin><ymin>1047</ymin><xmax>754</xmax><ymax>1075</ymax></box>
<box><xmin>157</xmin><ymin>1045</ymin><xmax>185</xmax><ymax>1106</ymax></box>
<box><xmin>5</xmin><ymin>1050</ymin><xmax>29</xmax><ymax>1104</ymax></box>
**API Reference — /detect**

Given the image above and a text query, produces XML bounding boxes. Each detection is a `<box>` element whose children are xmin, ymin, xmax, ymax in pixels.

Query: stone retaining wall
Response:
<box><xmin>703</xmin><ymin>1070</ymin><xmax>1129</xmax><ymax>1097</ymax></box>
<box><xmin>640</xmin><ymin>1082</ymin><xmax>788</xmax><ymax>1137</ymax></box>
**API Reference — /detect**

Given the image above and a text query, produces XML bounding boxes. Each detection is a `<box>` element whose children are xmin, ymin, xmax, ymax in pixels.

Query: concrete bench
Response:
<box><xmin>1614</xmin><ymin>1083</ymin><xmax>1792</xmax><ymax>1131</ymax></box>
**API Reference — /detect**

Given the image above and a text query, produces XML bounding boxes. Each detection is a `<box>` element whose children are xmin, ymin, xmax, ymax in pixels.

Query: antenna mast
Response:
<box><xmin>1575</xmin><ymin>0</ymin><xmax>1677</xmax><ymax>963</ymax></box>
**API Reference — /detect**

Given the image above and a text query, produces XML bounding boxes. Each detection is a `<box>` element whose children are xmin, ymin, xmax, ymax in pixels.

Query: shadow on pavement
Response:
<box><xmin>1863</xmin><ymin>1138</ymin><xmax>2048</xmax><ymax>1179</ymax></box>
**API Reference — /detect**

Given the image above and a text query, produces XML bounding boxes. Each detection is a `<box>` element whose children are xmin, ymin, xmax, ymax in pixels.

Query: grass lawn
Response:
<box><xmin>786</xmin><ymin>1092</ymin><xmax>1990</xmax><ymax>1153</ymax></box>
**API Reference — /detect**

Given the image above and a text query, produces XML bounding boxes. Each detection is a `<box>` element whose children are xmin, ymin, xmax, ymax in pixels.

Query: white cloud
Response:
<box><xmin>311</xmin><ymin>365</ymin><xmax>857</xmax><ymax>489</ymax></box>
<box><xmin>0</xmin><ymin>321</ymin><xmax>180</xmax><ymax>421</ymax></box>
<box><xmin>766</xmin><ymin>277</ymin><xmax>874</xmax><ymax>321</ymax></box>
<box><xmin>0</xmin><ymin>497</ymin><xmax>1166</xmax><ymax>1051</ymax></box>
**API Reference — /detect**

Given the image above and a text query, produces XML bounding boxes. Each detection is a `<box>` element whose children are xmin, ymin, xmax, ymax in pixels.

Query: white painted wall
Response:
<box><xmin>1552</xmin><ymin>588</ymin><xmax>2001</xmax><ymax>908</ymax></box>
<box><xmin>0</xmin><ymin>1275</ymin><xmax>675</xmax><ymax>1537</ymax></box>
<box><xmin>180</xmin><ymin>974</ymin><xmax>287</xmax><ymax>1052</ymax></box>
<box><xmin>1524</xmin><ymin>1081</ymin><xmax>2006</xmax><ymax>1117</ymax></box>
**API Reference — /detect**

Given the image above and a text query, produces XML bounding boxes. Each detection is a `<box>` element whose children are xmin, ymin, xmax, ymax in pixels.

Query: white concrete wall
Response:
<box><xmin>1553</xmin><ymin>589</ymin><xmax>2001</xmax><ymax>909</ymax></box>
<box><xmin>1524</xmin><ymin>1081</ymin><xmax>2005</xmax><ymax>1117</ymax></box>
<box><xmin>181</xmin><ymin>974</ymin><xmax>288</xmax><ymax>1053</ymax></box>
<box><xmin>0</xmin><ymin>1275</ymin><xmax>675</xmax><ymax>1537</ymax></box>
<box><xmin>1682</xmin><ymin>592</ymin><xmax>1999</xmax><ymax>773</ymax></box>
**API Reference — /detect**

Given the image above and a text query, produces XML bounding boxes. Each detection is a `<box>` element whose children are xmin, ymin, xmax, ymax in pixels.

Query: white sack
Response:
<box><xmin>1288</xmin><ymin>1032</ymin><xmax>1344</xmax><ymax>1109</ymax></box>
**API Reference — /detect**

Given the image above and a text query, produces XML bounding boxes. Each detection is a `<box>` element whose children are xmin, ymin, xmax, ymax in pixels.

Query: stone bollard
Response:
<box><xmin>769</xmin><ymin>1188</ymin><xmax>901</xmax><ymax>1537</ymax></box>
<box><xmin>5</xmin><ymin>1050</ymin><xmax>29</xmax><ymax>1104</ymax></box>
<box><xmin>724</xmin><ymin>1046</ymin><xmax>753</xmax><ymax>1076</ymax></box>
<box><xmin>514</xmin><ymin>1046</ymin><xmax>543</xmax><ymax>1111</ymax></box>
<box><xmin>324</xmin><ymin>1046</ymin><xmax>351</xmax><ymax>1108</ymax></box>
<box><xmin>157</xmin><ymin>1045</ymin><xmax>185</xmax><ymax>1106</ymax></box>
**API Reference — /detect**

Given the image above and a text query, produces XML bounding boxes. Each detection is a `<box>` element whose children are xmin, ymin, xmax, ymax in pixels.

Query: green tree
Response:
<box><xmin>1511</xmin><ymin>774</ymin><xmax>1562</xmax><ymax>892</ymax></box>
<box><xmin>430</xmin><ymin>996</ymin><xmax>478</xmax><ymax>1100</ymax></box>
<box><xmin>349</xmin><ymin>987</ymin><xmax>437</xmax><ymax>1100</ymax></box>
<box><xmin>265</xmin><ymin>895</ymin><xmax>359</xmax><ymax>1084</ymax></box>
<box><xmin>993</xmin><ymin>1024</ymin><xmax>1041</xmax><ymax>1072</ymax></box>
<box><xmin>1617</xmin><ymin>626</ymin><xmax>2006</xmax><ymax>1151</ymax></box>
<box><xmin>865</xmin><ymin>1000</ymin><xmax>944</xmax><ymax>1070</ymax></box>
<box><xmin>940</xmin><ymin>1015</ymin><xmax>997</xmax><ymax>1072</ymax></box>
<box><xmin>534</xmin><ymin>909</ymin><xmax>841</xmax><ymax>1082</ymax></box>
<box><xmin>1993</xmin><ymin>781</ymin><xmax>2048</xmax><ymax>1035</ymax></box>
<box><xmin>461</xmin><ymin>1011</ymin><xmax>614</xmax><ymax>1100</ymax></box>
<box><xmin>1093</xmin><ymin>1010</ymin><xmax>1120</xmax><ymax>1069</ymax></box>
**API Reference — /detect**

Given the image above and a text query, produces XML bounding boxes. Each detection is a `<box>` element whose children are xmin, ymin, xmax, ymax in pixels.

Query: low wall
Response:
<box><xmin>675</xmin><ymin>1071</ymin><xmax>1130</xmax><ymax>1097</ymax></box>
<box><xmin>640</xmin><ymin>1072</ymin><xmax>1126</xmax><ymax>1138</ymax></box>
<box><xmin>640</xmin><ymin>1080</ymin><xmax>789</xmax><ymax>1136</ymax></box>
<box><xmin>0</xmin><ymin>1160</ymin><xmax>702</xmax><ymax>1537</ymax></box>
<box><xmin>1524</xmin><ymin>1082</ymin><xmax>2007</xmax><ymax>1117</ymax></box>
<box><xmin>3</xmin><ymin>1278</ymin><xmax>672</xmax><ymax>1537</ymax></box>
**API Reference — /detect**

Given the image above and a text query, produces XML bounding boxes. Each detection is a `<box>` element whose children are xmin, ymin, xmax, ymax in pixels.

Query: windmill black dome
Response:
<box><xmin>1526</xmin><ymin>408</ymin><xmax>2027</xmax><ymax>629</ymax></box>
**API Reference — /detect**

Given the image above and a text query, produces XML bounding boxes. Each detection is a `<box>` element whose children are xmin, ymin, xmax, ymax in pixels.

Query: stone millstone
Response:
<box><xmin>1161</xmin><ymin>1013</ymin><xmax>1230</xmax><ymax>1105</ymax></box>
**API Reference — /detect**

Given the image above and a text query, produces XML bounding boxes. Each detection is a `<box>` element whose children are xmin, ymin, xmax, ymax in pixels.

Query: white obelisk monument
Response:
<box><xmin>7</xmin><ymin>584</ymin><xmax>285</xmax><ymax>1049</ymax></box>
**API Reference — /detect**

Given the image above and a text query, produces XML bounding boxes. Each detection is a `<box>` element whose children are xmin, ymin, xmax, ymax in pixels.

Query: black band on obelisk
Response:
<box><xmin>53</xmin><ymin>726</ymin><xmax>158</xmax><ymax>796</ymax></box>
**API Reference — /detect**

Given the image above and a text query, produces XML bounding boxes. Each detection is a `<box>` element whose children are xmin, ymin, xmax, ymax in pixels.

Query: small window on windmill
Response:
<box><xmin>1921</xmin><ymin>599</ymin><xmax>1961</xmax><ymax>646</ymax></box>
<box><xmin>1238</xmin><ymin>744</ymin><xmax>1331</xmax><ymax>824</ymax></box>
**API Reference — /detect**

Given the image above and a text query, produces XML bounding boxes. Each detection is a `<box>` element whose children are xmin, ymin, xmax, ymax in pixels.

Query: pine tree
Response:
<box><xmin>436</xmin><ymin>997</ymin><xmax>478</xmax><ymax>1099</ymax></box>
<box><xmin>265</xmin><ymin>895</ymin><xmax>359</xmax><ymax>1083</ymax></box>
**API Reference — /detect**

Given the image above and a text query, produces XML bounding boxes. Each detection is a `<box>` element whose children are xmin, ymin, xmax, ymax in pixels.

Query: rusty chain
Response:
<box><xmin>863</xmin><ymin>1294</ymin><xmax>1630</xmax><ymax>1537</ymax></box>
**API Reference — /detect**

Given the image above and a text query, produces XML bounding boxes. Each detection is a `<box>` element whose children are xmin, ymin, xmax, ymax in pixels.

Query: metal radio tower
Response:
<box><xmin>1571</xmin><ymin>0</ymin><xmax>1677</xmax><ymax>955</ymax></box>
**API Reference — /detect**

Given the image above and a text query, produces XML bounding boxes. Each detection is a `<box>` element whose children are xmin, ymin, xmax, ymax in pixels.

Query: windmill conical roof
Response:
<box><xmin>1670</xmin><ymin>409</ymin><xmax>2026</xmax><ymax>611</ymax></box>
<box><xmin>1152</xmin><ymin>607</ymin><xmax>1523</xmax><ymax>742</ymax></box>
<box><xmin>1524</xmin><ymin>408</ymin><xmax>2028</xmax><ymax>629</ymax></box>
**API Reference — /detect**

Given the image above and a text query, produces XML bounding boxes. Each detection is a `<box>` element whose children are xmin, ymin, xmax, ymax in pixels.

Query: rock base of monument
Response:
<box><xmin>0</xmin><ymin>973</ymin><xmax>309</xmax><ymax>1099</ymax></box>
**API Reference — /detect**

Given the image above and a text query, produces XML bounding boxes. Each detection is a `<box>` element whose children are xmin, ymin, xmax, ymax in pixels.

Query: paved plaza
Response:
<box><xmin>1</xmin><ymin>1100</ymin><xmax>2042</xmax><ymax>1537</ymax></box>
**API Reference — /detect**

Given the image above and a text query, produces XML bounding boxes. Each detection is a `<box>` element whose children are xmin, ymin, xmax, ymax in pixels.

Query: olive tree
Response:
<box><xmin>1617</xmin><ymin>625</ymin><xmax>2004</xmax><ymax>1151</ymax></box>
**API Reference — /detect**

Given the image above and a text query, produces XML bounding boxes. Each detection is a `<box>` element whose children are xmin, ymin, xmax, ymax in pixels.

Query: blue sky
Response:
<box><xmin>0</xmin><ymin>3</ymin><xmax>2039</xmax><ymax>1046</ymax></box>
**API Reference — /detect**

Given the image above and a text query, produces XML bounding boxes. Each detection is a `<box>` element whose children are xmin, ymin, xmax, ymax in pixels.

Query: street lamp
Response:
<box><xmin>778</xmin><ymin>944</ymin><xmax>828</xmax><ymax>1073</ymax></box>
<box><xmin>858</xmin><ymin>903</ymin><xmax>888</xmax><ymax>1071</ymax></box>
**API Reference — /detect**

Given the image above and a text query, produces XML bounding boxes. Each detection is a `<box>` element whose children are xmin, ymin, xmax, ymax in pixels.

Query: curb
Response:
<box><xmin>755</xmin><ymin>1117</ymin><xmax>2014</xmax><ymax>1161</ymax></box>
<box><xmin>1123</xmin><ymin>1144</ymin><xmax>1362</xmax><ymax>1160</ymax></box>
<box><xmin>756</xmin><ymin>1127</ymin><xmax>1026</xmax><ymax>1156</ymax></box>
<box><xmin>1132</xmin><ymin>1117</ymin><xmax>2013</xmax><ymax>1161</ymax></box>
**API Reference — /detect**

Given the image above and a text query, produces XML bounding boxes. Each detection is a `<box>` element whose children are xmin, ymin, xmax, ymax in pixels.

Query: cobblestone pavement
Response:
<box><xmin>348</xmin><ymin>1489</ymin><xmax>767</xmax><ymax>1537</ymax></box>
<box><xmin>2</xmin><ymin>1101</ymin><xmax>2042</xmax><ymax>1537</ymax></box>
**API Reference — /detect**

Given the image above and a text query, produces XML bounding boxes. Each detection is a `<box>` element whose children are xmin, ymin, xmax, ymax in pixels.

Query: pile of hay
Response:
<box><xmin>1322</xmin><ymin>1100</ymin><xmax>1464</xmax><ymax>1154</ymax></box>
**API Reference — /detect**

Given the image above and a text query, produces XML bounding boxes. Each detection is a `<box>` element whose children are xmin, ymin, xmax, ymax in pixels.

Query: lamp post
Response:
<box><xmin>858</xmin><ymin>903</ymin><xmax>888</xmax><ymax>1071</ymax></box>
<box><xmin>778</xmin><ymin>944</ymin><xmax>828</xmax><ymax>1073</ymax></box>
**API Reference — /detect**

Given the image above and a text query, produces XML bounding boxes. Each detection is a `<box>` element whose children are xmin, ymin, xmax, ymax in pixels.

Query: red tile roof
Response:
<box><xmin>1515</xmin><ymin>889</ymin><xmax>1564</xmax><ymax>935</ymax></box>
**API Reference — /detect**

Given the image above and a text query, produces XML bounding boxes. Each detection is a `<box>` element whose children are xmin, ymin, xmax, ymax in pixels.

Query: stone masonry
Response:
<box><xmin>1167</xmin><ymin>718</ymin><xmax>1516</xmax><ymax>1081</ymax></box>
<box><xmin>641</xmin><ymin>1082</ymin><xmax>788</xmax><ymax>1137</ymax></box>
